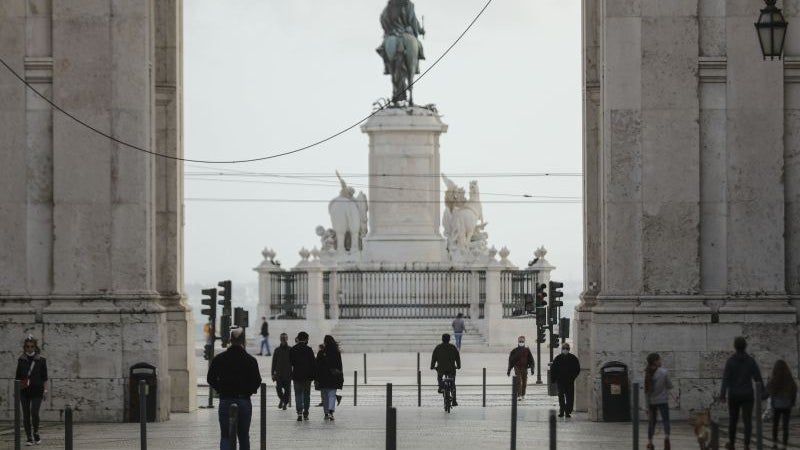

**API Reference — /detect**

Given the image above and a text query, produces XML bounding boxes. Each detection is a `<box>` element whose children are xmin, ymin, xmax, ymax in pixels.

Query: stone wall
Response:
<box><xmin>578</xmin><ymin>0</ymin><xmax>800</xmax><ymax>419</ymax></box>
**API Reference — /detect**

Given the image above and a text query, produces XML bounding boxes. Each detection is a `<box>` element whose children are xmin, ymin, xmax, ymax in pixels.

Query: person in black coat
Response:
<box><xmin>290</xmin><ymin>331</ymin><xmax>316</xmax><ymax>421</ymax></box>
<box><xmin>271</xmin><ymin>333</ymin><xmax>292</xmax><ymax>410</ymax></box>
<box><xmin>720</xmin><ymin>336</ymin><xmax>764</xmax><ymax>450</ymax></box>
<box><xmin>316</xmin><ymin>335</ymin><xmax>344</xmax><ymax>420</ymax></box>
<box><xmin>15</xmin><ymin>335</ymin><xmax>48</xmax><ymax>446</ymax></box>
<box><xmin>551</xmin><ymin>342</ymin><xmax>581</xmax><ymax>417</ymax></box>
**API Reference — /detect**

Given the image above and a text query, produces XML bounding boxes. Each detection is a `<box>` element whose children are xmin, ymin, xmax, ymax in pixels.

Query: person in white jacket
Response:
<box><xmin>644</xmin><ymin>353</ymin><xmax>673</xmax><ymax>450</ymax></box>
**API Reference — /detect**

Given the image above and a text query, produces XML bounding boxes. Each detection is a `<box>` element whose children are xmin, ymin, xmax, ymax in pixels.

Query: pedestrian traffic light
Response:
<box><xmin>535</xmin><ymin>283</ymin><xmax>548</xmax><ymax>307</ymax></box>
<box><xmin>203</xmin><ymin>343</ymin><xmax>213</xmax><ymax>361</ymax></box>
<box><xmin>547</xmin><ymin>281</ymin><xmax>564</xmax><ymax>324</ymax></box>
<box><xmin>201</xmin><ymin>288</ymin><xmax>217</xmax><ymax>323</ymax></box>
<box><xmin>536</xmin><ymin>324</ymin><xmax>547</xmax><ymax>343</ymax></box>
<box><xmin>219</xmin><ymin>314</ymin><xmax>231</xmax><ymax>347</ymax></box>
<box><xmin>559</xmin><ymin>317</ymin><xmax>571</xmax><ymax>339</ymax></box>
<box><xmin>218</xmin><ymin>280</ymin><xmax>232</xmax><ymax>316</ymax></box>
<box><xmin>234</xmin><ymin>307</ymin><xmax>249</xmax><ymax>329</ymax></box>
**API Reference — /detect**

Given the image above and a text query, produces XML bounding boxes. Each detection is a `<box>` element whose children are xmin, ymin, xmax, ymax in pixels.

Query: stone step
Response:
<box><xmin>330</xmin><ymin>319</ymin><xmax>487</xmax><ymax>352</ymax></box>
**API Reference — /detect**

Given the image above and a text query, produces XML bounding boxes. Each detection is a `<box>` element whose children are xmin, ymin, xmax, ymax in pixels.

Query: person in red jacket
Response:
<box><xmin>507</xmin><ymin>336</ymin><xmax>535</xmax><ymax>401</ymax></box>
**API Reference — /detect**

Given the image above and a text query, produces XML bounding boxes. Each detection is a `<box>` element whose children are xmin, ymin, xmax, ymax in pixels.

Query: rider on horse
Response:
<box><xmin>376</xmin><ymin>0</ymin><xmax>426</xmax><ymax>76</ymax></box>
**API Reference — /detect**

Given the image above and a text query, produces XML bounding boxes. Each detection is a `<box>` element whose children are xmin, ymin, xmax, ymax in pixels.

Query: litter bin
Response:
<box><xmin>129</xmin><ymin>362</ymin><xmax>157</xmax><ymax>422</ymax></box>
<box><xmin>600</xmin><ymin>361</ymin><xmax>630</xmax><ymax>422</ymax></box>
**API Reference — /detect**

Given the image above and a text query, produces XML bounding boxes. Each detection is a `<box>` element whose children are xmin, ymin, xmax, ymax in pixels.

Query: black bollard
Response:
<box><xmin>65</xmin><ymin>405</ymin><xmax>74</xmax><ymax>450</ymax></box>
<box><xmin>549</xmin><ymin>409</ymin><xmax>557</xmax><ymax>450</ymax></box>
<box><xmin>755</xmin><ymin>383</ymin><xmax>763</xmax><ymax>450</ymax></box>
<box><xmin>386</xmin><ymin>383</ymin><xmax>393</xmax><ymax>450</ymax></box>
<box><xmin>632</xmin><ymin>382</ymin><xmax>640</xmax><ymax>450</ymax></box>
<box><xmin>354</xmin><ymin>370</ymin><xmax>358</xmax><ymax>406</ymax></box>
<box><xmin>511</xmin><ymin>376</ymin><xmax>518</xmax><ymax>450</ymax></box>
<box><xmin>14</xmin><ymin>379</ymin><xmax>21</xmax><ymax>450</ymax></box>
<box><xmin>417</xmin><ymin>352</ymin><xmax>420</xmax><ymax>374</ymax></box>
<box><xmin>260</xmin><ymin>383</ymin><xmax>267</xmax><ymax>450</ymax></box>
<box><xmin>229</xmin><ymin>403</ymin><xmax>239</xmax><ymax>450</ymax></box>
<box><xmin>417</xmin><ymin>370</ymin><xmax>421</xmax><ymax>407</ymax></box>
<box><xmin>387</xmin><ymin>406</ymin><xmax>397</xmax><ymax>450</ymax></box>
<box><xmin>482</xmin><ymin>367</ymin><xmax>486</xmax><ymax>408</ymax></box>
<box><xmin>364</xmin><ymin>353</ymin><xmax>367</xmax><ymax>384</ymax></box>
<box><xmin>139</xmin><ymin>380</ymin><xmax>148</xmax><ymax>450</ymax></box>
<box><xmin>710</xmin><ymin>419</ymin><xmax>720</xmax><ymax>450</ymax></box>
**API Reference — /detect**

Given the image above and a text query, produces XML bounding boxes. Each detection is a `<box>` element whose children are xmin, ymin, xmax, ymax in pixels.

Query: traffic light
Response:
<box><xmin>203</xmin><ymin>344</ymin><xmax>213</xmax><ymax>361</ymax></box>
<box><xmin>218</xmin><ymin>280</ymin><xmax>232</xmax><ymax>316</ymax></box>
<box><xmin>547</xmin><ymin>281</ymin><xmax>564</xmax><ymax>324</ymax></box>
<box><xmin>535</xmin><ymin>283</ymin><xmax>548</xmax><ymax>307</ymax></box>
<box><xmin>219</xmin><ymin>314</ymin><xmax>232</xmax><ymax>347</ymax></box>
<box><xmin>536</xmin><ymin>324</ymin><xmax>547</xmax><ymax>343</ymax></box>
<box><xmin>201</xmin><ymin>288</ymin><xmax>217</xmax><ymax>323</ymax></box>
<box><xmin>234</xmin><ymin>307</ymin><xmax>249</xmax><ymax>329</ymax></box>
<box><xmin>559</xmin><ymin>317</ymin><xmax>571</xmax><ymax>339</ymax></box>
<box><xmin>551</xmin><ymin>334</ymin><xmax>560</xmax><ymax>349</ymax></box>
<box><xmin>536</xmin><ymin>306</ymin><xmax>547</xmax><ymax>327</ymax></box>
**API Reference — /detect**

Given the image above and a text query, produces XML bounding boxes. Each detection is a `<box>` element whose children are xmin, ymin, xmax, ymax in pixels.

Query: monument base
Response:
<box><xmin>362</xmin><ymin>234</ymin><xmax>447</xmax><ymax>263</ymax></box>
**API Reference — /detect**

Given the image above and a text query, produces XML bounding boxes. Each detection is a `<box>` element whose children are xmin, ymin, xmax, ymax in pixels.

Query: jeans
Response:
<box><xmin>454</xmin><ymin>332</ymin><xmax>463</xmax><ymax>349</ymax></box>
<box><xmin>294</xmin><ymin>380</ymin><xmax>312</xmax><ymax>416</ymax></box>
<box><xmin>218</xmin><ymin>397</ymin><xmax>252</xmax><ymax>450</ymax></box>
<box><xmin>321</xmin><ymin>388</ymin><xmax>337</xmax><ymax>414</ymax></box>
<box><xmin>647</xmin><ymin>403</ymin><xmax>670</xmax><ymax>440</ymax></box>
<box><xmin>772</xmin><ymin>407</ymin><xmax>791</xmax><ymax>445</ymax></box>
<box><xmin>20</xmin><ymin>393</ymin><xmax>42</xmax><ymax>439</ymax></box>
<box><xmin>260</xmin><ymin>337</ymin><xmax>271</xmax><ymax>355</ymax></box>
<box><xmin>275</xmin><ymin>378</ymin><xmax>291</xmax><ymax>406</ymax></box>
<box><xmin>728</xmin><ymin>394</ymin><xmax>754</xmax><ymax>446</ymax></box>
<box><xmin>557</xmin><ymin>382</ymin><xmax>575</xmax><ymax>414</ymax></box>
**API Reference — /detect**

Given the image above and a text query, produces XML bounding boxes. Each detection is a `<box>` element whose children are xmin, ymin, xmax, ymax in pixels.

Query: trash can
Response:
<box><xmin>129</xmin><ymin>362</ymin><xmax>157</xmax><ymax>422</ymax></box>
<box><xmin>601</xmin><ymin>361</ymin><xmax>630</xmax><ymax>422</ymax></box>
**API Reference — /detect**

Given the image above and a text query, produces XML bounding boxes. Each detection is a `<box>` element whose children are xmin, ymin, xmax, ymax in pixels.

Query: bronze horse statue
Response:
<box><xmin>377</xmin><ymin>0</ymin><xmax>425</xmax><ymax>106</ymax></box>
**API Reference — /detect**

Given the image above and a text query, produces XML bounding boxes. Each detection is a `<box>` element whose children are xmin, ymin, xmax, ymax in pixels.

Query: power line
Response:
<box><xmin>185</xmin><ymin>197</ymin><xmax>582</xmax><ymax>204</ymax></box>
<box><xmin>184</xmin><ymin>170</ymin><xmax>583</xmax><ymax>178</ymax></box>
<box><xmin>0</xmin><ymin>0</ymin><xmax>494</xmax><ymax>164</ymax></box>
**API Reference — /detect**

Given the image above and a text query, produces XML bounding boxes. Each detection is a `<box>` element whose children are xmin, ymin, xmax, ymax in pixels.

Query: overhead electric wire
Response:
<box><xmin>185</xmin><ymin>197</ymin><xmax>582</xmax><ymax>204</ymax></box>
<box><xmin>0</xmin><ymin>0</ymin><xmax>495</xmax><ymax>165</ymax></box>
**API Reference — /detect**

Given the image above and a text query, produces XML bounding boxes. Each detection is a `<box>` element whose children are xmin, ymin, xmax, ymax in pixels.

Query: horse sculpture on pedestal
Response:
<box><xmin>376</xmin><ymin>0</ymin><xmax>425</xmax><ymax>106</ymax></box>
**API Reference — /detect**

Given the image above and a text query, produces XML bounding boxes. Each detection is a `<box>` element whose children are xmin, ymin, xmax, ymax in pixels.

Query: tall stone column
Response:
<box><xmin>360</xmin><ymin>106</ymin><xmax>448</xmax><ymax>262</ymax></box>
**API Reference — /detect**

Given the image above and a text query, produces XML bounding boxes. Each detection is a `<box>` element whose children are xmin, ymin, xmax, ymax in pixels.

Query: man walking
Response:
<box><xmin>451</xmin><ymin>313</ymin><xmax>466</xmax><ymax>350</ymax></box>
<box><xmin>259</xmin><ymin>317</ymin><xmax>271</xmax><ymax>356</ymax></box>
<box><xmin>551</xmin><ymin>342</ymin><xmax>581</xmax><ymax>417</ymax></box>
<box><xmin>207</xmin><ymin>327</ymin><xmax>262</xmax><ymax>450</ymax></box>
<box><xmin>271</xmin><ymin>332</ymin><xmax>291</xmax><ymax>410</ymax></box>
<box><xmin>431</xmin><ymin>333</ymin><xmax>461</xmax><ymax>406</ymax></box>
<box><xmin>720</xmin><ymin>336</ymin><xmax>764</xmax><ymax>450</ymax></box>
<box><xmin>507</xmin><ymin>336</ymin><xmax>535</xmax><ymax>401</ymax></box>
<box><xmin>290</xmin><ymin>331</ymin><xmax>316</xmax><ymax>421</ymax></box>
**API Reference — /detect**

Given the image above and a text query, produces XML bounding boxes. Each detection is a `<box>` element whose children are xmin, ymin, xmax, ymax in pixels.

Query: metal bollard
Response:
<box><xmin>260</xmin><ymin>383</ymin><xmax>267</xmax><ymax>450</ymax></box>
<box><xmin>417</xmin><ymin>370</ymin><xmax>421</xmax><ymax>407</ymax></box>
<box><xmin>549</xmin><ymin>409</ymin><xmax>557</xmax><ymax>450</ymax></box>
<box><xmin>229</xmin><ymin>403</ymin><xmax>239</xmax><ymax>450</ymax></box>
<box><xmin>417</xmin><ymin>352</ymin><xmax>420</xmax><ymax>374</ymax></box>
<box><xmin>511</xmin><ymin>376</ymin><xmax>518</xmax><ymax>450</ymax></box>
<box><xmin>139</xmin><ymin>380</ymin><xmax>148</xmax><ymax>450</ymax></box>
<box><xmin>387</xmin><ymin>406</ymin><xmax>397</xmax><ymax>450</ymax></box>
<box><xmin>364</xmin><ymin>353</ymin><xmax>367</xmax><ymax>384</ymax></box>
<box><xmin>710</xmin><ymin>419</ymin><xmax>720</xmax><ymax>450</ymax></box>
<box><xmin>755</xmin><ymin>383</ymin><xmax>763</xmax><ymax>450</ymax></box>
<box><xmin>386</xmin><ymin>383</ymin><xmax>393</xmax><ymax>450</ymax></box>
<box><xmin>632</xmin><ymin>382</ymin><xmax>639</xmax><ymax>450</ymax></box>
<box><xmin>482</xmin><ymin>368</ymin><xmax>486</xmax><ymax>408</ymax></box>
<box><xmin>387</xmin><ymin>382</ymin><xmax>393</xmax><ymax>408</ymax></box>
<box><xmin>65</xmin><ymin>405</ymin><xmax>74</xmax><ymax>450</ymax></box>
<box><xmin>354</xmin><ymin>370</ymin><xmax>358</xmax><ymax>406</ymax></box>
<box><xmin>14</xmin><ymin>379</ymin><xmax>21</xmax><ymax>450</ymax></box>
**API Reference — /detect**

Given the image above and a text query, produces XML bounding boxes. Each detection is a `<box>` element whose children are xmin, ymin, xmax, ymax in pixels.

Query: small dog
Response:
<box><xmin>690</xmin><ymin>410</ymin><xmax>712</xmax><ymax>450</ymax></box>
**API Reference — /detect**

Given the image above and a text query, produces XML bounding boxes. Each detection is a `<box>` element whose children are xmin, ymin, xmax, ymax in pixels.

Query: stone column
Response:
<box><xmin>360</xmin><ymin>106</ymin><xmax>448</xmax><ymax>262</ymax></box>
<box><xmin>482</xmin><ymin>266</ymin><xmax>504</xmax><ymax>346</ymax></box>
<box><xmin>305</xmin><ymin>267</ymin><xmax>326</xmax><ymax>324</ymax></box>
<box><xmin>253</xmin><ymin>248</ymin><xmax>282</xmax><ymax>323</ymax></box>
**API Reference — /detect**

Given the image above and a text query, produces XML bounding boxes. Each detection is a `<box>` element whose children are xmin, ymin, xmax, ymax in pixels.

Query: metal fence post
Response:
<box><xmin>260</xmin><ymin>383</ymin><xmax>267</xmax><ymax>450</ymax></box>
<box><xmin>65</xmin><ymin>405</ymin><xmax>74</xmax><ymax>450</ymax></box>
<box><xmin>229</xmin><ymin>403</ymin><xmax>239</xmax><ymax>450</ymax></box>
<box><xmin>511</xmin><ymin>376</ymin><xmax>518</xmax><ymax>450</ymax></box>
<box><xmin>364</xmin><ymin>353</ymin><xmax>367</xmax><ymax>384</ymax></box>
<box><xmin>139</xmin><ymin>380</ymin><xmax>148</xmax><ymax>450</ymax></box>
<box><xmin>549</xmin><ymin>409</ymin><xmax>557</xmax><ymax>450</ymax></box>
<box><xmin>482</xmin><ymin>367</ymin><xmax>486</xmax><ymax>408</ymax></box>
<box><xmin>14</xmin><ymin>380</ymin><xmax>21</xmax><ymax>450</ymax></box>
<box><xmin>354</xmin><ymin>370</ymin><xmax>358</xmax><ymax>406</ymax></box>
<box><xmin>417</xmin><ymin>370</ymin><xmax>422</xmax><ymax>407</ymax></box>
<box><xmin>632</xmin><ymin>382</ymin><xmax>639</xmax><ymax>450</ymax></box>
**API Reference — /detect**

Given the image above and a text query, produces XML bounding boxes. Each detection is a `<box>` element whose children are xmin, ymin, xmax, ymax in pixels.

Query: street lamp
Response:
<box><xmin>755</xmin><ymin>0</ymin><xmax>788</xmax><ymax>60</ymax></box>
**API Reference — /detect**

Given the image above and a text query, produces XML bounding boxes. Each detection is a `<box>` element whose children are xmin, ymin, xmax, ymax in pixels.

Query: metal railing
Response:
<box><xmin>500</xmin><ymin>270</ymin><xmax>537</xmax><ymax>318</ymax></box>
<box><xmin>269</xmin><ymin>271</ymin><xmax>308</xmax><ymax>319</ymax></box>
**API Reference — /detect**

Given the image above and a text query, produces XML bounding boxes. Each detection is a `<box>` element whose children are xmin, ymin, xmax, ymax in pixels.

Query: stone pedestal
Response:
<box><xmin>360</xmin><ymin>106</ymin><xmax>448</xmax><ymax>262</ymax></box>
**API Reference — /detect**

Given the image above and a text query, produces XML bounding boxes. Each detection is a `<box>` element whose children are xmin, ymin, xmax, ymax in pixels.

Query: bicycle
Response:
<box><xmin>441</xmin><ymin>373</ymin><xmax>456</xmax><ymax>413</ymax></box>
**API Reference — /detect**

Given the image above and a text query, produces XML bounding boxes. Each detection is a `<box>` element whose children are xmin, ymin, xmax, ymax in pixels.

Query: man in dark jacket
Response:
<box><xmin>551</xmin><ymin>342</ymin><xmax>580</xmax><ymax>417</ymax></box>
<box><xmin>207</xmin><ymin>327</ymin><xmax>262</xmax><ymax>450</ymax></box>
<box><xmin>720</xmin><ymin>336</ymin><xmax>764</xmax><ymax>450</ymax></box>
<box><xmin>290</xmin><ymin>331</ymin><xmax>316</xmax><ymax>421</ymax></box>
<box><xmin>431</xmin><ymin>333</ymin><xmax>461</xmax><ymax>405</ymax></box>
<box><xmin>271</xmin><ymin>333</ymin><xmax>291</xmax><ymax>410</ymax></box>
<box><xmin>507</xmin><ymin>336</ymin><xmax>535</xmax><ymax>401</ymax></box>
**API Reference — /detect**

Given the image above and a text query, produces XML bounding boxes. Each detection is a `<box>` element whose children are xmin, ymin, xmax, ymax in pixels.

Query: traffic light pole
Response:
<box><xmin>548</xmin><ymin>323</ymin><xmax>555</xmax><ymax>364</ymax></box>
<box><xmin>536</xmin><ymin>331</ymin><xmax>543</xmax><ymax>384</ymax></box>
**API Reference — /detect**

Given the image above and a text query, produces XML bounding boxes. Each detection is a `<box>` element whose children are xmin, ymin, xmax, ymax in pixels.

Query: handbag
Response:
<box><xmin>20</xmin><ymin>360</ymin><xmax>35</xmax><ymax>389</ymax></box>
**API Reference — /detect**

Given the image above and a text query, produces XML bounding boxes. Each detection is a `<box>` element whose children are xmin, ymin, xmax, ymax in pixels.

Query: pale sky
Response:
<box><xmin>183</xmin><ymin>0</ymin><xmax>584</xmax><ymax>301</ymax></box>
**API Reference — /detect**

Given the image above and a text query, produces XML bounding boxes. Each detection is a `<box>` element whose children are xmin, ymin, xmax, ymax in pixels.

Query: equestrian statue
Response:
<box><xmin>376</xmin><ymin>0</ymin><xmax>426</xmax><ymax>106</ymax></box>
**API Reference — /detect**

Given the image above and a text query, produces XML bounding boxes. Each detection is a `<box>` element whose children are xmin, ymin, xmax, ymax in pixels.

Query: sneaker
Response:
<box><xmin>303</xmin><ymin>413</ymin><xmax>309</xmax><ymax>421</ymax></box>
<box><xmin>25</xmin><ymin>437</ymin><xmax>33</xmax><ymax>446</ymax></box>
<box><xmin>451</xmin><ymin>400</ymin><xmax>458</xmax><ymax>406</ymax></box>
<box><xmin>282</xmin><ymin>403</ymin><xmax>288</xmax><ymax>410</ymax></box>
<box><xmin>329</xmin><ymin>413</ymin><xmax>335</xmax><ymax>421</ymax></box>
<box><xmin>324</xmin><ymin>413</ymin><xmax>331</xmax><ymax>420</ymax></box>
<box><xmin>565</xmin><ymin>413</ymin><xmax>571</xmax><ymax>418</ymax></box>
<box><xmin>297</xmin><ymin>415</ymin><xmax>303</xmax><ymax>422</ymax></box>
<box><xmin>34</xmin><ymin>434</ymin><xmax>41</xmax><ymax>445</ymax></box>
<box><xmin>558</xmin><ymin>412</ymin><xmax>564</xmax><ymax>417</ymax></box>
<box><xmin>278</xmin><ymin>401</ymin><xmax>284</xmax><ymax>409</ymax></box>
<box><xmin>336</xmin><ymin>395</ymin><xmax>342</xmax><ymax>405</ymax></box>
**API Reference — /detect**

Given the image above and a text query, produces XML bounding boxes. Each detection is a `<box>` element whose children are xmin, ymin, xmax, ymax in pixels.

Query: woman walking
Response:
<box><xmin>767</xmin><ymin>360</ymin><xmax>797</xmax><ymax>449</ymax></box>
<box><xmin>644</xmin><ymin>353</ymin><xmax>672</xmax><ymax>450</ymax></box>
<box><xmin>15</xmin><ymin>335</ymin><xmax>48</xmax><ymax>446</ymax></box>
<box><xmin>315</xmin><ymin>335</ymin><xmax>343</xmax><ymax>421</ymax></box>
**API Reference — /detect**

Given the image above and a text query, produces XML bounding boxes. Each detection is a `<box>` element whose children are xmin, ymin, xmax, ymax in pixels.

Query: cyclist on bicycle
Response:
<box><xmin>431</xmin><ymin>333</ymin><xmax>461</xmax><ymax>406</ymax></box>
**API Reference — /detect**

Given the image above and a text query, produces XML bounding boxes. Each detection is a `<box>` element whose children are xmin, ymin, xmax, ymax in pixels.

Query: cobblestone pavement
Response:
<box><xmin>2</xmin><ymin>351</ymin><xmax>799</xmax><ymax>449</ymax></box>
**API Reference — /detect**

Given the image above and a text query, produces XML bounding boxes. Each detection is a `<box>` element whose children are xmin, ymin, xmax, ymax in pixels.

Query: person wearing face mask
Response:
<box><xmin>15</xmin><ymin>335</ymin><xmax>48</xmax><ymax>446</ymax></box>
<box><xmin>271</xmin><ymin>333</ymin><xmax>292</xmax><ymax>410</ymax></box>
<box><xmin>550</xmin><ymin>342</ymin><xmax>581</xmax><ymax>418</ymax></box>
<box><xmin>507</xmin><ymin>336</ymin><xmax>535</xmax><ymax>401</ymax></box>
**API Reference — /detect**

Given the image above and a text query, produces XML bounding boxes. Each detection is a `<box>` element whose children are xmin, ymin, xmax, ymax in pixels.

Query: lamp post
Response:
<box><xmin>755</xmin><ymin>0</ymin><xmax>788</xmax><ymax>60</ymax></box>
